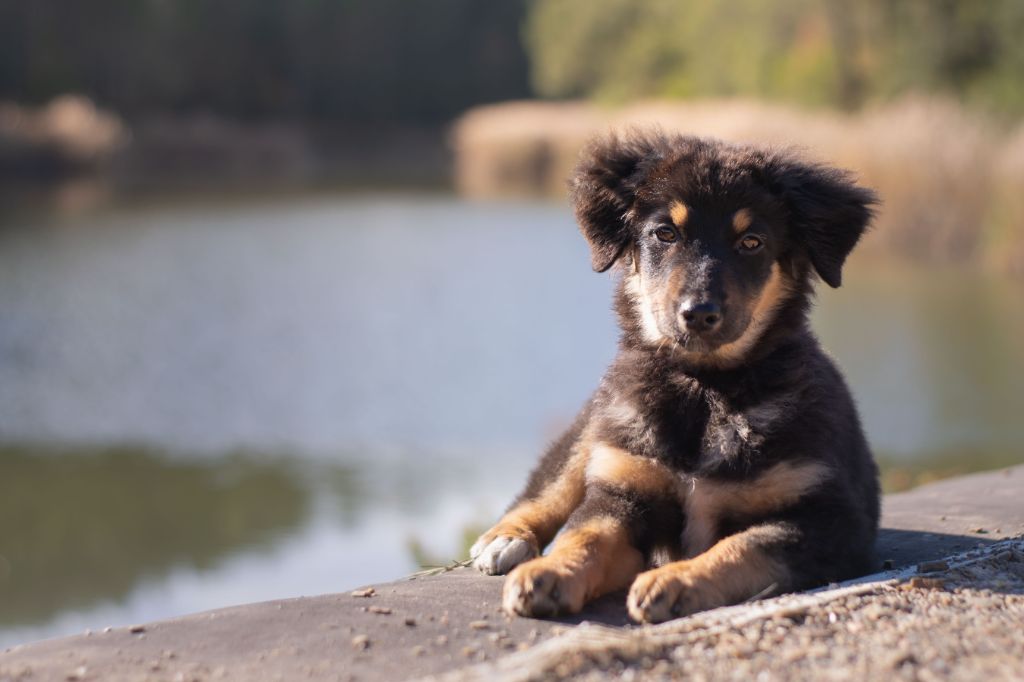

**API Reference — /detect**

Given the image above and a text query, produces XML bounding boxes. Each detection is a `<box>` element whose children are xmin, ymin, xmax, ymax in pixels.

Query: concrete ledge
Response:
<box><xmin>2</xmin><ymin>466</ymin><xmax>1022</xmax><ymax>682</ymax></box>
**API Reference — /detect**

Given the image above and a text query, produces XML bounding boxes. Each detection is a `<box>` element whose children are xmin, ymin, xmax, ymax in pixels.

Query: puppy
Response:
<box><xmin>470</xmin><ymin>131</ymin><xmax>880</xmax><ymax>623</ymax></box>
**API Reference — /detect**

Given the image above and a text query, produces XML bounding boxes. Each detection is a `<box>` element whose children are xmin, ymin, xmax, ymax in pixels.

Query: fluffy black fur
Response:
<box><xmin>476</xmin><ymin>131</ymin><xmax>881</xmax><ymax>622</ymax></box>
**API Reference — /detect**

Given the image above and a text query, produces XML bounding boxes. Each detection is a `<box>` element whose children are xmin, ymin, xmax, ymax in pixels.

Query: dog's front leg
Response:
<box><xmin>470</xmin><ymin>428</ymin><xmax>591</xmax><ymax>575</ymax></box>
<box><xmin>500</xmin><ymin>486</ymin><xmax>642</xmax><ymax>617</ymax></box>
<box><xmin>628</xmin><ymin>522</ymin><xmax>796</xmax><ymax>623</ymax></box>
<box><xmin>502</xmin><ymin>445</ymin><xmax>683</xmax><ymax>617</ymax></box>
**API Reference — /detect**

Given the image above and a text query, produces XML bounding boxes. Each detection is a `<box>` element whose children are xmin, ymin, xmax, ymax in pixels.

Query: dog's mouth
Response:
<box><xmin>674</xmin><ymin>332</ymin><xmax>722</xmax><ymax>354</ymax></box>
<box><xmin>672</xmin><ymin>319</ymin><xmax>749</xmax><ymax>354</ymax></box>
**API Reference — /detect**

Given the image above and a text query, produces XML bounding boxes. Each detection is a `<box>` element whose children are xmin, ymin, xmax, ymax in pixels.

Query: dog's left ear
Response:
<box><xmin>570</xmin><ymin>132</ymin><xmax>667</xmax><ymax>272</ymax></box>
<box><xmin>762</xmin><ymin>156</ymin><xmax>878</xmax><ymax>288</ymax></box>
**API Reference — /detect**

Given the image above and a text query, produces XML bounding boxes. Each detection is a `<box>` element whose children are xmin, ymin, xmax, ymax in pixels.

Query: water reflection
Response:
<box><xmin>815</xmin><ymin>260</ymin><xmax>1024</xmax><ymax>459</ymax></box>
<box><xmin>0</xmin><ymin>442</ymin><xmax>520</xmax><ymax>648</ymax></box>
<box><xmin>0</xmin><ymin>445</ymin><xmax>308</xmax><ymax>629</ymax></box>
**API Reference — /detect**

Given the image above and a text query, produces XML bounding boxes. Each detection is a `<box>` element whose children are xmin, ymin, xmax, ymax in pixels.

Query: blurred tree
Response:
<box><xmin>525</xmin><ymin>0</ymin><xmax>1024</xmax><ymax>115</ymax></box>
<box><xmin>860</xmin><ymin>0</ymin><xmax>1024</xmax><ymax>115</ymax></box>
<box><xmin>528</xmin><ymin>0</ymin><xmax>854</xmax><ymax>108</ymax></box>
<box><xmin>0</xmin><ymin>0</ymin><xmax>531</xmax><ymax>123</ymax></box>
<box><xmin>3</xmin><ymin>0</ymin><xmax>1023</xmax><ymax>120</ymax></box>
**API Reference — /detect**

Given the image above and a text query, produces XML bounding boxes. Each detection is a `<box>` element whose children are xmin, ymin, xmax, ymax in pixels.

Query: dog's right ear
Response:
<box><xmin>570</xmin><ymin>132</ymin><xmax>667</xmax><ymax>272</ymax></box>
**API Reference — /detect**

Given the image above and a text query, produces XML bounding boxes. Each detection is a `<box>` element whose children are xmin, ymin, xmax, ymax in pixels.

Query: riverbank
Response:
<box><xmin>452</xmin><ymin>98</ymin><xmax>1024</xmax><ymax>277</ymax></box>
<box><xmin>0</xmin><ymin>96</ymin><xmax>449</xmax><ymax>205</ymax></box>
<box><xmin>2</xmin><ymin>466</ymin><xmax>1021</xmax><ymax>681</ymax></box>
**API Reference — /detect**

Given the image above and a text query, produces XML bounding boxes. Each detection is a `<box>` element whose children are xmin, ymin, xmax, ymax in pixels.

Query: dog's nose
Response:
<box><xmin>681</xmin><ymin>300</ymin><xmax>723</xmax><ymax>333</ymax></box>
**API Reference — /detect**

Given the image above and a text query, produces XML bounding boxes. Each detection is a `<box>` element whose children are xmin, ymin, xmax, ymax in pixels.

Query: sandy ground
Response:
<box><xmin>441</xmin><ymin>539</ymin><xmax>1024</xmax><ymax>681</ymax></box>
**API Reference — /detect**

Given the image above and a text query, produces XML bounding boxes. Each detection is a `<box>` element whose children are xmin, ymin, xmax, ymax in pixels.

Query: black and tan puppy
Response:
<box><xmin>470</xmin><ymin>131</ymin><xmax>880</xmax><ymax>623</ymax></box>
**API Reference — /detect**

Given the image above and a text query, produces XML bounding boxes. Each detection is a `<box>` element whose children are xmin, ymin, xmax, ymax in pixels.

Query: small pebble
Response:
<box><xmin>129</xmin><ymin>625</ymin><xmax>146</xmax><ymax>634</ymax></box>
<box><xmin>367</xmin><ymin>606</ymin><xmax>392</xmax><ymax>615</ymax></box>
<box><xmin>350</xmin><ymin>588</ymin><xmax>376</xmax><ymax>598</ymax></box>
<box><xmin>773</xmin><ymin>604</ymin><xmax>809</xmax><ymax>620</ymax></box>
<box><xmin>351</xmin><ymin>634</ymin><xmax>370</xmax><ymax>651</ymax></box>
<box><xmin>411</xmin><ymin>645</ymin><xmax>425</xmax><ymax>657</ymax></box>
<box><xmin>917</xmin><ymin>560</ymin><xmax>949</xmax><ymax>573</ymax></box>
<box><xmin>469</xmin><ymin>620</ymin><xmax>490</xmax><ymax>630</ymax></box>
<box><xmin>404</xmin><ymin>617</ymin><xmax>417</xmax><ymax>627</ymax></box>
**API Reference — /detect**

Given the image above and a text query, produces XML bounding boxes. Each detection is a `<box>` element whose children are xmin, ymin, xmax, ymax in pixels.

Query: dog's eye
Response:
<box><xmin>654</xmin><ymin>227</ymin><xmax>677</xmax><ymax>243</ymax></box>
<box><xmin>737</xmin><ymin>235</ymin><xmax>764</xmax><ymax>253</ymax></box>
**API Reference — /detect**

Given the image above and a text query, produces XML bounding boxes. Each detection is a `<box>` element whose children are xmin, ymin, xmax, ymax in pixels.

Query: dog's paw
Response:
<box><xmin>470</xmin><ymin>534</ymin><xmax>537</xmax><ymax>575</ymax></box>
<box><xmin>627</xmin><ymin>567</ymin><xmax>708</xmax><ymax>624</ymax></box>
<box><xmin>502</xmin><ymin>558</ymin><xmax>586</xmax><ymax>618</ymax></box>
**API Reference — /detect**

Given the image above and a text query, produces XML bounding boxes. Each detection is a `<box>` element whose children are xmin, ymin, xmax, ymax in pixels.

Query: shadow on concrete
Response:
<box><xmin>876</xmin><ymin>527</ymin><xmax>996</xmax><ymax>570</ymax></box>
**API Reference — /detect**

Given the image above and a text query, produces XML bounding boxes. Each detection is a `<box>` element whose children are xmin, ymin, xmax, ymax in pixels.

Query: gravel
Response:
<box><xmin>440</xmin><ymin>539</ymin><xmax>1024</xmax><ymax>682</ymax></box>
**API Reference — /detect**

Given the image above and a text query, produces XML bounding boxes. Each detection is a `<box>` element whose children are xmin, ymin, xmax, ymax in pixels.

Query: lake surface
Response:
<box><xmin>1</xmin><ymin>193</ymin><xmax>1022</xmax><ymax>646</ymax></box>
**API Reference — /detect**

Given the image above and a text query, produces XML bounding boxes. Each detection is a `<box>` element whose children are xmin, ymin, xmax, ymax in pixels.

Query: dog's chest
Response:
<box><xmin>653</xmin><ymin>389</ymin><xmax>774</xmax><ymax>473</ymax></box>
<box><xmin>602</xmin><ymin>364</ymin><xmax>793</xmax><ymax>472</ymax></box>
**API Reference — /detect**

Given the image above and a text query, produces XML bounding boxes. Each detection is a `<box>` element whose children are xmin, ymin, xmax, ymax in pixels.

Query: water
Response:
<box><xmin>1</xmin><ymin>193</ymin><xmax>1022</xmax><ymax>646</ymax></box>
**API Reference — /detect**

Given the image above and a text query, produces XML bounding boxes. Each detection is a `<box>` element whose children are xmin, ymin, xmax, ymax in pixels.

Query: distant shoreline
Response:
<box><xmin>0</xmin><ymin>96</ymin><xmax>452</xmax><ymax>199</ymax></box>
<box><xmin>451</xmin><ymin>98</ymin><xmax>1024</xmax><ymax>277</ymax></box>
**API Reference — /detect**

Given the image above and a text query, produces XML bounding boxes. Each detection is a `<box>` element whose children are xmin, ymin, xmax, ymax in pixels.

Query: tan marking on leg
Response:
<box><xmin>684</xmin><ymin>460</ymin><xmax>830</xmax><ymax>555</ymax></box>
<box><xmin>503</xmin><ymin>516</ymin><xmax>644</xmax><ymax>617</ymax></box>
<box><xmin>669</xmin><ymin>201</ymin><xmax>689</xmax><ymax>228</ymax></box>
<box><xmin>586</xmin><ymin>444</ymin><xmax>685</xmax><ymax>499</ymax></box>
<box><xmin>483</xmin><ymin>447</ymin><xmax>589</xmax><ymax>552</ymax></box>
<box><xmin>628</xmin><ymin>524</ymin><xmax>791</xmax><ymax>623</ymax></box>
<box><xmin>732</xmin><ymin>208</ymin><xmax>754</xmax><ymax>233</ymax></box>
<box><xmin>705</xmin><ymin>262</ymin><xmax>792</xmax><ymax>367</ymax></box>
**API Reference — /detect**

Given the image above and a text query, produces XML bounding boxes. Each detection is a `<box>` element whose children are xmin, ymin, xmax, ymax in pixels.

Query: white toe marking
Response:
<box><xmin>495</xmin><ymin>537</ymin><xmax>535</xmax><ymax>574</ymax></box>
<box><xmin>471</xmin><ymin>536</ymin><xmax>535</xmax><ymax>575</ymax></box>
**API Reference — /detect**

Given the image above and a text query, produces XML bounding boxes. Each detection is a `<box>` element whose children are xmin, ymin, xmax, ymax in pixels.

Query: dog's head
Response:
<box><xmin>571</xmin><ymin>131</ymin><xmax>876</xmax><ymax>366</ymax></box>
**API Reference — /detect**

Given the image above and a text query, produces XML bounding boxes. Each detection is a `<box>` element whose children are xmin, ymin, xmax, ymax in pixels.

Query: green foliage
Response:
<box><xmin>526</xmin><ymin>0</ymin><xmax>1024</xmax><ymax>115</ymax></box>
<box><xmin>3</xmin><ymin>0</ymin><xmax>1020</xmax><ymax>122</ymax></box>
<box><xmin>0</xmin><ymin>0</ymin><xmax>530</xmax><ymax>123</ymax></box>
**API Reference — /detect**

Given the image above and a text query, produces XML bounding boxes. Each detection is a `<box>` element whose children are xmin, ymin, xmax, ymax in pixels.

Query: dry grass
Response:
<box><xmin>451</xmin><ymin>97</ymin><xmax>1024</xmax><ymax>273</ymax></box>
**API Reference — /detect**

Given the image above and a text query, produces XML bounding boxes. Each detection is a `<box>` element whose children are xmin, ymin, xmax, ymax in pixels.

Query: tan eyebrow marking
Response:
<box><xmin>732</xmin><ymin>208</ymin><xmax>754</xmax><ymax>233</ymax></box>
<box><xmin>669</xmin><ymin>201</ymin><xmax>689</xmax><ymax>228</ymax></box>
